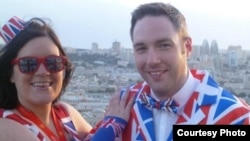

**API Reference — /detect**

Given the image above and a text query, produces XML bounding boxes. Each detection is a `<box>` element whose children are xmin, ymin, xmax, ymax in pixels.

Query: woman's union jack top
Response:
<box><xmin>0</xmin><ymin>104</ymin><xmax>127</xmax><ymax>141</ymax></box>
<box><xmin>0</xmin><ymin>104</ymin><xmax>82</xmax><ymax>141</ymax></box>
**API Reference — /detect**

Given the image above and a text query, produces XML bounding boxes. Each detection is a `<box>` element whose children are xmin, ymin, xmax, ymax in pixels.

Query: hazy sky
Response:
<box><xmin>0</xmin><ymin>0</ymin><xmax>249</xmax><ymax>49</ymax></box>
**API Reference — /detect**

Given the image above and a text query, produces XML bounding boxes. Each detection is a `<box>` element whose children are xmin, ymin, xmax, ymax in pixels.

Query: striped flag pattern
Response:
<box><xmin>0</xmin><ymin>104</ymin><xmax>82</xmax><ymax>141</ymax></box>
<box><xmin>0</xmin><ymin>16</ymin><xmax>26</xmax><ymax>43</ymax></box>
<box><xmin>0</xmin><ymin>109</ymin><xmax>45</xmax><ymax>141</ymax></box>
<box><xmin>120</xmin><ymin>69</ymin><xmax>250</xmax><ymax>141</ymax></box>
<box><xmin>100</xmin><ymin>117</ymin><xmax>126</xmax><ymax>137</ymax></box>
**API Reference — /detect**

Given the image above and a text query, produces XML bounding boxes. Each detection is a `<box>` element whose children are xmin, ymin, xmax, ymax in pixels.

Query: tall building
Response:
<box><xmin>91</xmin><ymin>42</ymin><xmax>99</xmax><ymax>50</ymax></box>
<box><xmin>91</xmin><ymin>42</ymin><xmax>99</xmax><ymax>54</ymax></box>
<box><xmin>111</xmin><ymin>40</ymin><xmax>121</xmax><ymax>55</ymax></box>
<box><xmin>210</xmin><ymin>40</ymin><xmax>219</xmax><ymax>55</ymax></box>
<box><xmin>201</xmin><ymin>39</ymin><xmax>209</xmax><ymax>55</ymax></box>
<box><xmin>200</xmin><ymin>39</ymin><xmax>209</xmax><ymax>61</ymax></box>
<box><xmin>227</xmin><ymin>45</ymin><xmax>242</xmax><ymax>68</ymax></box>
<box><xmin>119</xmin><ymin>48</ymin><xmax>134</xmax><ymax>63</ymax></box>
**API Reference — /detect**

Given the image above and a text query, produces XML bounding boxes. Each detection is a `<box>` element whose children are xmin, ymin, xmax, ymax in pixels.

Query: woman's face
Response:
<box><xmin>10</xmin><ymin>36</ymin><xmax>64</xmax><ymax>108</ymax></box>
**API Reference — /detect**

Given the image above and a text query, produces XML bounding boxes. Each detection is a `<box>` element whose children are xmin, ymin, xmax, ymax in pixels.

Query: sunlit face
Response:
<box><xmin>132</xmin><ymin>16</ymin><xmax>192</xmax><ymax>100</ymax></box>
<box><xmin>10</xmin><ymin>37</ymin><xmax>64</xmax><ymax>107</ymax></box>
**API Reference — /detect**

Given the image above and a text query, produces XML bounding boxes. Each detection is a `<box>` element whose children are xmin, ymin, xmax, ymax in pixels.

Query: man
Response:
<box><xmin>120</xmin><ymin>2</ymin><xmax>250</xmax><ymax>141</ymax></box>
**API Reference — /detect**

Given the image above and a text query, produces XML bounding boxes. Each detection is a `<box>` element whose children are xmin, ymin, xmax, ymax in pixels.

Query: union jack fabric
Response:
<box><xmin>83</xmin><ymin>116</ymin><xmax>127</xmax><ymax>141</ymax></box>
<box><xmin>100</xmin><ymin>116</ymin><xmax>126</xmax><ymax>137</ymax></box>
<box><xmin>54</xmin><ymin>104</ymin><xmax>82</xmax><ymax>141</ymax></box>
<box><xmin>119</xmin><ymin>69</ymin><xmax>250</xmax><ymax>141</ymax></box>
<box><xmin>0</xmin><ymin>109</ymin><xmax>46</xmax><ymax>141</ymax></box>
<box><xmin>0</xmin><ymin>104</ymin><xmax>81</xmax><ymax>141</ymax></box>
<box><xmin>0</xmin><ymin>16</ymin><xmax>26</xmax><ymax>43</ymax></box>
<box><xmin>0</xmin><ymin>104</ymin><xmax>128</xmax><ymax>141</ymax></box>
<box><xmin>138</xmin><ymin>88</ymin><xmax>179</xmax><ymax>114</ymax></box>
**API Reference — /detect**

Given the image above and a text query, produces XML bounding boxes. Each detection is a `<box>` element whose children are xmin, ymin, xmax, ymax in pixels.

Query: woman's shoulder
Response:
<box><xmin>54</xmin><ymin>101</ymin><xmax>80</xmax><ymax>115</ymax></box>
<box><xmin>54</xmin><ymin>101</ymin><xmax>92</xmax><ymax>139</ymax></box>
<box><xmin>0</xmin><ymin>118</ymin><xmax>39</xmax><ymax>141</ymax></box>
<box><xmin>54</xmin><ymin>101</ymin><xmax>92</xmax><ymax>125</ymax></box>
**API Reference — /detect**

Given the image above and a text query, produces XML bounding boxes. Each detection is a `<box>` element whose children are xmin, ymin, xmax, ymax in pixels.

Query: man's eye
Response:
<box><xmin>159</xmin><ymin>44</ymin><xmax>170</xmax><ymax>48</ymax></box>
<box><xmin>135</xmin><ymin>46</ymin><xmax>146</xmax><ymax>52</ymax></box>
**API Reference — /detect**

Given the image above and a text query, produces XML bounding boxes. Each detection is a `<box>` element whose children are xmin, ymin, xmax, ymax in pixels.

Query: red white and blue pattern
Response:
<box><xmin>0</xmin><ymin>16</ymin><xmax>26</xmax><ymax>43</ymax></box>
<box><xmin>120</xmin><ymin>69</ymin><xmax>250</xmax><ymax>141</ymax></box>
<box><xmin>100</xmin><ymin>117</ymin><xmax>126</xmax><ymax>137</ymax></box>
<box><xmin>61</xmin><ymin>117</ymin><xmax>81</xmax><ymax>141</ymax></box>
<box><xmin>54</xmin><ymin>104</ymin><xmax>82</xmax><ymax>141</ymax></box>
<box><xmin>0</xmin><ymin>104</ymin><xmax>81</xmax><ymax>141</ymax></box>
<box><xmin>84</xmin><ymin>116</ymin><xmax>127</xmax><ymax>141</ymax></box>
<box><xmin>0</xmin><ymin>104</ymin><xmax>128</xmax><ymax>141</ymax></box>
<box><xmin>138</xmin><ymin>87</ymin><xmax>179</xmax><ymax>114</ymax></box>
<box><xmin>0</xmin><ymin>109</ymin><xmax>46</xmax><ymax>141</ymax></box>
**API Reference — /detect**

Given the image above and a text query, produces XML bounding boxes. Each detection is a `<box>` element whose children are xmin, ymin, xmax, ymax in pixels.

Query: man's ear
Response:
<box><xmin>184</xmin><ymin>37</ymin><xmax>192</xmax><ymax>58</ymax></box>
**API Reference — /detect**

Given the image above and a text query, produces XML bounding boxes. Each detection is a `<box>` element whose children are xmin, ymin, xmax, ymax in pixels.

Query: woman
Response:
<box><xmin>0</xmin><ymin>16</ymin><xmax>133</xmax><ymax>141</ymax></box>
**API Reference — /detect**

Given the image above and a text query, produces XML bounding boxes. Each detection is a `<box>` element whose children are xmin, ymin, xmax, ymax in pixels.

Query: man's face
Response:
<box><xmin>132</xmin><ymin>15</ymin><xmax>191</xmax><ymax>99</ymax></box>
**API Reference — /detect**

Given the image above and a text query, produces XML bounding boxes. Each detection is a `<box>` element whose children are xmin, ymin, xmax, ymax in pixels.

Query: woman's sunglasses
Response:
<box><xmin>11</xmin><ymin>55</ymin><xmax>67</xmax><ymax>74</ymax></box>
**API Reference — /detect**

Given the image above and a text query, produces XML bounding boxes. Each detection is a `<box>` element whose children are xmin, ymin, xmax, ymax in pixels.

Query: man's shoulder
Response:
<box><xmin>209</xmin><ymin>88</ymin><xmax>250</xmax><ymax>115</ymax></box>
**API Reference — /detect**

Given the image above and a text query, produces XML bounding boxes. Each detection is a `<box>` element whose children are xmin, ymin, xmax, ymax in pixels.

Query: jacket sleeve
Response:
<box><xmin>82</xmin><ymin>116</ymin><xmax>127</xmax><ymax>141</ymax></box>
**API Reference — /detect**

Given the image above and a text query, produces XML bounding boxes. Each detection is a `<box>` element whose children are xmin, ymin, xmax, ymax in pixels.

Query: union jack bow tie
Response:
<box><xmin>139</xmin><ymin>93</ymin><xmax>179</xmax><ymax>114</ymax></box>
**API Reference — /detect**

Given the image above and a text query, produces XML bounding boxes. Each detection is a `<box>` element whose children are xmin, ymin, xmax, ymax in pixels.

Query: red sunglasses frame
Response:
<box><xmin>11</xmin><ymin>55</ymin><xmax>67</xmax><ymax>74</ymax></box>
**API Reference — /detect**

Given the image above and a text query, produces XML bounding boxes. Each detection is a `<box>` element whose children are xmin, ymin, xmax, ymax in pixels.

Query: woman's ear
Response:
<box><xmin>10</xmin><ymin>73</ymin><xmax>15</xmax><ymax>83</ymax></box>
<box><xmin>63</xmin><ymin>70</ymin><xmax>66</xmax><ymax>79</ymax></box>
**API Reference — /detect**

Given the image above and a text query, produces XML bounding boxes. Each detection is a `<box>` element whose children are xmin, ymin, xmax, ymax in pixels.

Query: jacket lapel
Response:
<box><xmin>127</xmin><ymin>82</ymin><xmax>156</xmax><ymax>141</ymax></box>
<box><xmin>130</xmin><ymin>100</ymin><xmax>155</xmax><ymax>141</ymax></box>
<box><xmin>176</xmin><ymin>73</ymin><xmax>219</xmax><ymax>124</ymax></box>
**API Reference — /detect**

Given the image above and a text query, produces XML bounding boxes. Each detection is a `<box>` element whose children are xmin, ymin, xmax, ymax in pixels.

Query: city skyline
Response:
<box><xmin>0</xmin><ymin>0</ymin><xmax>249</xmax><ymax>50</ymax></box>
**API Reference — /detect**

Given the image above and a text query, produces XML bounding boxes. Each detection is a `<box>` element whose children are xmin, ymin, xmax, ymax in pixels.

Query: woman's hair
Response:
<box><xmin>0</xmin><ymin>17</ymin><xmax>74</xmax><ymax>109</ymax></box>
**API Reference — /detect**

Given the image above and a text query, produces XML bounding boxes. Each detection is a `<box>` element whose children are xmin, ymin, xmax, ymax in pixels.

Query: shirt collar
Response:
<box><xmin>150</xmin><ymin>70</ymin><xmax>200</xmax><ymax>109</ymax></box>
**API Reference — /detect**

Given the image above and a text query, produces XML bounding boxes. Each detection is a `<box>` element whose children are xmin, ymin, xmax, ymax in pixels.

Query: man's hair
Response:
<box><xmin>130</xmin><ymin>2</ymin><xmax>189</xmax><ymax>40</ymax></box>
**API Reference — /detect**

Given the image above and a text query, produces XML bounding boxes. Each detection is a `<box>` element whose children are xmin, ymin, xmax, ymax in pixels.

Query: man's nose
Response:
<box><xmin>146</xmin><ymin>49</ymin><xmax>161</xmax><ymax>65</ymax></box>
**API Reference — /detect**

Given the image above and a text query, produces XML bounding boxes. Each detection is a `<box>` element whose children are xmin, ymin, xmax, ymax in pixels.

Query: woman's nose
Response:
<box><xmin>35</xmin><ymin>63</ymin><xmax>50</xmax><ymax>75</ymax></box>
